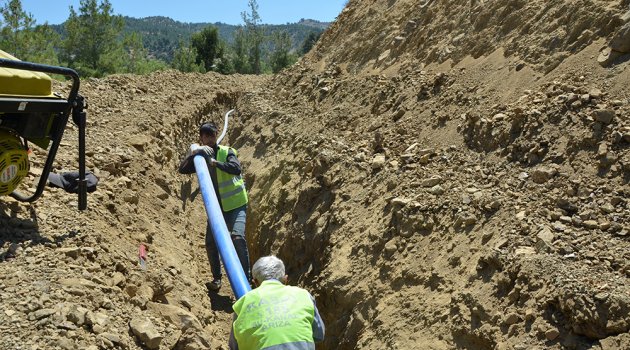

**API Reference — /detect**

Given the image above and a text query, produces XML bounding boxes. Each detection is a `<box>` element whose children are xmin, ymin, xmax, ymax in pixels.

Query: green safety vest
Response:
<box><xmin>233</xmin><ymin>280</ymin><xmax>315</xmax><ymax>350</ymax></box>
<box><xmin>216</xmin><ymin>145</ymin><xmax>248</xmax><ymax>212</ymax></box>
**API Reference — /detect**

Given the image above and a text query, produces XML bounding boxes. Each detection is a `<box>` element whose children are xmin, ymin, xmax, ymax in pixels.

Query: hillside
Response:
<box><xmin>50</xmin><ymin>16</ymin><xmax>329</xmax><ymax>62</ymax></box>
<box><xmin>2</xmin><ymin>0</ymin><xmax>630</xmax><ymax>349</ymax></box>
<box><xmin>123</xmin><ymin>16</ymin><xmax>329</xmax><ymax>62</ymax></box>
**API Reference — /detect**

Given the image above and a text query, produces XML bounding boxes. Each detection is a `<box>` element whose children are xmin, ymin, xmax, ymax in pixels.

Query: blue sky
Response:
<box><xmin>19</xmin><ymin>0</ymin><xmax>348</xmax><ymax>25</ymax></box>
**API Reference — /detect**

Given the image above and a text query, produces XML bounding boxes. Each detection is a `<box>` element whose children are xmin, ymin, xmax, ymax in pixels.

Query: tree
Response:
<box><xmin>25</xmin><ymin>24</ymin><xmax>60</xmax><ymax>65</ymax></box>
<box><xmin>121</xmin><ymin>32</ymin><xmax>148</xmax><ymax>73</ymax></box>
<box><xmin>241</xmin><ymin>0</ymin><xmax>264</xmax><ymax>74</ymax></box>
<box><xmin>171</xmin><ymin>40</ymin><xmax>204</xmax><ymax>73</ymax></box>
<box><xmin>0</xmin><ymin>0</ymin><xmax>59</xmax><ymax>64</ymax></box>
<box><xmin>61</xmin><ymin>0</ymin><xmax>124</xmax><ymax>77</ymax></box>
<box><xmin>270</xmin><ymin>30</ymin><xmax>296</xmax><ymax>73</ymax></box>
<box><xmin>214</xmin><ymin>40</ymin><xmax>234</xmax><ymax>74</ymax></box>
<box><xmin>191</xmin><ymin>25</ymin><xmax>223</xmax><ymax>72</ymax></box>
<box><xmin>231</xmin><ymin>26</ymin><xmax>250</xmax><ymax>74</ymax></box>
<box><xmin>0</xmin><ymin>0</ymin><xmax>33</xmax><ymax>58</ymax></box>
<box><xmin>300</xmin><ymin>31</ymin><xmax>321</xmax><ymax>55</ymax></box>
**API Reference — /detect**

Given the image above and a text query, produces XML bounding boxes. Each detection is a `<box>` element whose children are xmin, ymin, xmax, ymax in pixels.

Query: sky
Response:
<box><xmin>19</xmin><ymin>0</ymin><xmax>348</xmax><ymax>25</ymax></box>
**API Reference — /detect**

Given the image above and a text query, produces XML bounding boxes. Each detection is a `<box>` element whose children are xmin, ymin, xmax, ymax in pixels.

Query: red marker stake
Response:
<box><xmin>139</xmin><ymin>244</ymin><xmax>147</xmax><ymax>270</ymax></box>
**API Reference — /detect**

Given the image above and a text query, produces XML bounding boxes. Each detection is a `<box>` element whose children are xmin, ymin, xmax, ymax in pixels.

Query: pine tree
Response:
<box><xmin>214</xmin><ymin>40</ymin><xmax>234</xmax><ymax>74</ymax></box>
<box><xmin>0</xmin><ymin>0</ymin><xmax>33</xmax><ymax>58</ymax></box>
<box><xmin>121</xmin><ymin>32</ymin><xmax>147</xmax><ymax>73</ymax></box>
<box><xmin>301</xmin><ymin>31</ymin><xmax>321</xmax><ymax>55</ymax></box>
<box><xmin>61</xmin><ymin>0</ymin><xmax>124</xmax><ymax>77</ymax></box>
<box><xmin>191</xmin><ymin>25</ymin><xmax>223</xmax><ymax>72</ymax></box>
<box><xmin>0</xmin><ymin>0</ymin><xmax>59</xmax><ymax>64</ymax></box>
<box><xmin>231</xmin><ymin>27</ymin><xmax>250</xmax><ymax>74</ymax></box>
<box><xmin>241</xmin><ymin>0</ymin><xmax>264</xmax><ymax>74</ymax></box>
<box><xmin>171</xmin><ymin>40</ymin><xmax>204</xmax><ymax>73</ymax></box>
<box><xmin>270</xmin><ymin>30</ymin><xmax>296</xmax><ymax>73</ymax></box>
<box><xmin>25</xmin><ymin>24</ymin><xmax>60</xmax><ymax>65</ymax></box>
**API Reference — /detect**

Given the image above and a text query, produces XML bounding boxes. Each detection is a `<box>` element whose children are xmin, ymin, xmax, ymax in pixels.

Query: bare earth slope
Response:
<box><xmin>238</xmin><ymin>0</ymin><xmax>630</xmax><ymax>349</ymax></box>
<box><xmin>1</xmin><ymin>0</ymin><xmax>630</xmax><ymax>349</ymax></box>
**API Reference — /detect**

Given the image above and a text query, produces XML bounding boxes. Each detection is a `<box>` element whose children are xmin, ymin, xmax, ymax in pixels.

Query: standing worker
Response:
<box><xmin>178</xmin><ymin>121</ymin><xmax>252</xmax><ymax>290</ymax></box>
<box><xmin>229</xmin><ymin>256</ymin><xmax>325</xmax><ymax>350</ymax></box>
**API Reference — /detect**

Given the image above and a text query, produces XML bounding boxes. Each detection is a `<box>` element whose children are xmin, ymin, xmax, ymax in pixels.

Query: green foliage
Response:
<box><xmin>135</xmin><ymin>58</ymin><xmax>169</xmax><ymax>75</ymax></box>
<box><xmin>270</xmin><ymin>30</ymin><xmax>297</xmax><ymax>73</ymax></box>
<box><xmin>300</xmin><ymin>31</ymin><xmax>321</xmax><ymax>55</ymax></box>
<box><xmin>171</xmin><ymin>40</ymin><xmax>204</xmax><ymax>73</ymax></box>
<box><xmin>119</xmin><ymin>16</ymin><xmax>227</xmax><ymax>63</ymax></box>
<box><xmin>51</xmin><ymin>16</ymin><xmax>328</xmax><ymax>70</ymax></box>
<box><xmin>61</xmin><ymin>0</ymin><xmax>124</xmax><ymax>77</ymax></box>
<box><xmin>1</xmin><ymin>0</ymin><xmax>330</xmax><ymax>77</ymax></box>
<box><xmin>121</xmin><ymin>32</ymin><xmax>145</xmax><ymax>73</ymax></box>
<box><xmin>0</xmin><ymin>0</ymin><xmax>60</xmax><ymax>64</ymax></box>
<box><xmin>119</xmin><ymin>32</ymin><xmax>166</xmax><ymax>74</ymax></box>
<box><xmin>231</xmin><ymin>26</ymin><xmax>250</xmax><ymax>74</ymax></box>
<box><xmin>191</xmin><ymin>25</ymin><xmax>222</xmax><ymax>71</ymax></box>
<box><xmin>214</xmin><ymin>40</ymin><xmax>234</xmax><ymax>74</ymax></box>
<box><xmin>241</xmin><ymin>0</ymin><xmax>264</xmax><ymax>74</ymax></box>
<box><xmin>26</xmin><ymin>24</ymin><xmax>61</xmax><ymax>65</ymax></box>
<box><xmin>1</xmin><ymin>0</ymin><xmax>33</xmax><ymax>57</ymax></box>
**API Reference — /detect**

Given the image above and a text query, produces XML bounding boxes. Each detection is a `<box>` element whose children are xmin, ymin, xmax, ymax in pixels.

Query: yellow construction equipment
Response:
<box><xmin>0</xmin><ymin>50</ymin><xmax>88</xmax><ymax>210</ymax></box>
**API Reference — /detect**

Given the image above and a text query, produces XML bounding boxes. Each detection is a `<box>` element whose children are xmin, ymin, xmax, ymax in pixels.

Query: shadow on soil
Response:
<box><xmin>205</xmin><ymin>286</ymin><xmax>234</xmax><ymax>313</ymax></box>
<box><xmin>0</xmin><ymin>201</ymin><xmax>78</xmax><ymax>261</ymax></box>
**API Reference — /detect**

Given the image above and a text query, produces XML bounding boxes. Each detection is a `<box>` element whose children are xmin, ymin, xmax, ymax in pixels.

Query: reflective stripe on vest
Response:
<box><xmin>255</xmin><ymin>342</ymin><xmax>314</xmax><ymax>350</ymax></box>
<box><xmin>216</xmin><ymin>145</ymin><xmax>248</xmax><ymax>211</ymax></box>
<box><xmin>233</xmin><ymin>280</ymin><xmax>315</xmax><ymax>350</ymax></box>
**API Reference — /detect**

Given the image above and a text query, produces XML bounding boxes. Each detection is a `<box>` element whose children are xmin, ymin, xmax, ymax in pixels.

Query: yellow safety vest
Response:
<box><xmin>216</xmin><ymin>145</ymin><xmax>248</xmax><ymax>211</ymax></box>
<box><xmin>233</xmin><ymin>280</ymin><xmax>315</xmax><ymax>350</ymax></box>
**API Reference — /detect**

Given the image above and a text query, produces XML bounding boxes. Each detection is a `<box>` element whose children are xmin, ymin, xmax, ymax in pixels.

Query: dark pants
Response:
<box><xmin>205</xmin><ymin>204</ymin><xmax>252</xmax><ymax>282</ymax></box>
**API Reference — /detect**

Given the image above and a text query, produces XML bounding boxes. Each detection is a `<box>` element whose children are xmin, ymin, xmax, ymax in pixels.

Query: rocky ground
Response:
<box><xmin>1</xmin><ymin>0</ymin><xmax>630</xmax><ymax>349</ymax></box>
<box><xmin>0</xmin><ymin>71</ymin><xmax>266</xmax><ymax>349</ymax></box>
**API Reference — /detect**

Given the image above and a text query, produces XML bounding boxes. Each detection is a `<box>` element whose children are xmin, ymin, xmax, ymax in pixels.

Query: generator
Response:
<box><xmin>0</xmin><ymin>50</ymin><xmax>87</xmax><ymax>210</ymax></box>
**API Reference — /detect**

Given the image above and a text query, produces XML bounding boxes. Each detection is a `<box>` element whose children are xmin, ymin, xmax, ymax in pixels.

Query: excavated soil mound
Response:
<box><xmin>1</xmin><ymin>0</ymin><xmax>630</xmax><ymax>349</ymax></box>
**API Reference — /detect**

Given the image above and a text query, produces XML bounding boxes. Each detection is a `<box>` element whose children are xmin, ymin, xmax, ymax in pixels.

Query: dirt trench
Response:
<box><xmin>0</xmin><ymin>72</ymin><xmax>271</xmax><ymax>349</ymax></box>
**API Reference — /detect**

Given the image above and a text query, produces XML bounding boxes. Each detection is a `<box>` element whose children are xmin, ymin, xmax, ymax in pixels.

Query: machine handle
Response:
<box><xmin>1</xmin><ymin>59</ymin><xmax>85</xmax><ymax>208</ymax></box>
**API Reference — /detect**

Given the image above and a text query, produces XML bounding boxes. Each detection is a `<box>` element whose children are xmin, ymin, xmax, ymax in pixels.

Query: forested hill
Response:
<box><xmin>51</xmin><ymin>16</ymin><xmax>329</xmax><ymax>62</ymax></box>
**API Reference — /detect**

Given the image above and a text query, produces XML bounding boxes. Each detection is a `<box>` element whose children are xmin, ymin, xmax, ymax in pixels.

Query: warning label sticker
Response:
<box><xmin>0</xmin><ymin>164</ymin><xmax>17</xmax><ymax>183</ymax></box>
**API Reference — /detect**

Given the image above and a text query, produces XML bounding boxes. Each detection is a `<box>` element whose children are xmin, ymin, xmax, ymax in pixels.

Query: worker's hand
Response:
<box><xmin>194</xmin><ymin>146</ymin><xmax>214</xmax><ymax>158</ymax></box>
<box><xmin>209</xmin><ymin>159</ymin><xmax>218</xmax><ymax>167</ymax></box>
<box><xmin>202</xmin><ymin>146</ymin><xmax>215</xmax><ymax>158</ymax></box>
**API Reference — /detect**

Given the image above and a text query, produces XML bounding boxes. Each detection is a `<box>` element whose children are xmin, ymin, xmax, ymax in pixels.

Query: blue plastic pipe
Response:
<box><xmin>191</xmin><ymin>144</ymin><xmax>251</xmax><ymax>299</ymax></box>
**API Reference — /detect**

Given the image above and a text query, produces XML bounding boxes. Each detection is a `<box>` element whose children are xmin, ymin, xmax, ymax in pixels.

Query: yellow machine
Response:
<box><xmin>0</xmin><ymin>50</ymin><xmax>88</xmax><ymax>210</ymax></box>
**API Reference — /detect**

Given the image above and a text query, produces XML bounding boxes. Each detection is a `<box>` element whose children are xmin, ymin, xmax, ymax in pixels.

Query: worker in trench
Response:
<box><xmin>229</xmin><ymin>256</ymin><xmax>325</xmax><ymax>350</ymax></box>
<box><xmin>178</xmin><ymin>121</ymin><xmax>252</xmax><ymax>290</ymax></box>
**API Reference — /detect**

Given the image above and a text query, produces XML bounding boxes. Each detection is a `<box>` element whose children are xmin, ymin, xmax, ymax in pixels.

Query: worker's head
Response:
<box><xmin>199</xmin><ymin>122</ymin><xmax>218</xmax><ymax>146</ymax></box>
<box><xmin>252</xmin><ymin>255</ymin><xmax>288</xmax><ymax>285</ymax></box>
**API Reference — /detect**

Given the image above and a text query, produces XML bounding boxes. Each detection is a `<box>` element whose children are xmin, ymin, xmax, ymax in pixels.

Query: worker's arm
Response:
<box><xmin>228</xmin><ymin>314</ymin><xmax>239</xmax><ymax>350</ymax></box>
<box><xmin>195</xmin><ymin>146</ymin><xmax>241</xmax><ymax>175</ymax></box>
<box><xmin>178</xmin><ymin>150</ymin><xmax>196</xmax><ymax>174</ymax></box>
<box><xmin>310</xmin><ymin>294</ymin><xmax>325</xmax><ymax>342</ymax></box>
<box><xmin>214</xmin><ymin>148</ymin><xmax>242</xmax><ymax>175</ymax></box>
